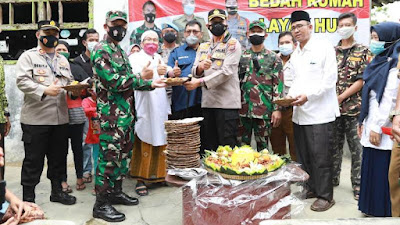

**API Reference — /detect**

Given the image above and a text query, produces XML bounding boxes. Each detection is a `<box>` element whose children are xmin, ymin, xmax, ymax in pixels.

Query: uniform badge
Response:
<box><xmin>39</xmin><ymin>76</ymin><xmax>45</xmax><ymax>82</ymax></box>
<box><xmin>240</xmin><ymin>21</ymin><xmax>245</xmax><ymax>26</ymax></box>
<box><xmin>200</xmin><ymin>43</ymin><xmax>209</xmax><ymax>50</ymax></box>
<box><xmin>38</xmin><ymin>69</ymin><xmax>46</xmax><ymax>75</ymax></box>
<box><xmin>216</xmin><ymin>60</ymin><xmax>222</xmax><ymax>66</ymax></box>
<box><xmin>200</xmin><ymin>54</ymin><xmax>207</xmax><ymax>61</ymax></box>
<box><xmin>60</xmin><ymin>62</ymin><xmax>66</xmax><ymax>66</ymax></box>
<box><xmin>349</xmin><ymin>57</ymin><xmax>361</xmax><ymax>62</ymax></box>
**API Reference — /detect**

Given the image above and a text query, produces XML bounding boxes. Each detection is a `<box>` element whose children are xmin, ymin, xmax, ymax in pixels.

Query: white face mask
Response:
<box><xmin>87</xmin><ymin>41</ymin><xmax>98</xmax><ymax>52</ymax></box>
<box><xmin>279</xmin><ymin>43</ymin><xmax>294</xmax><ymax>56</ymax></box>
<box><xmin>337</xmin><ymin>26</ymin><xmax>355</xmax><ymax>40</ymax></box>
<box><xmin>249</xmin><ymin>32</ymin><xmax>265</xmax><ymax>37</ymax></box>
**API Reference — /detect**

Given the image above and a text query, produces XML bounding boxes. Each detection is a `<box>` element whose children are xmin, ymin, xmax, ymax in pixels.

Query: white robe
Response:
<box><xmin>129</xmin><ymin>50</ymin><xmax>171</xmax><ymax>146</ymax></box>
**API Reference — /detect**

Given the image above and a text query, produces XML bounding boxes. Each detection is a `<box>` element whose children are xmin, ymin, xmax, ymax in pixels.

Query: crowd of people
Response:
<box><xmin>0</xmin><ymin>0</ymin><xmax>397</xmax><ymax>223</ymax></box>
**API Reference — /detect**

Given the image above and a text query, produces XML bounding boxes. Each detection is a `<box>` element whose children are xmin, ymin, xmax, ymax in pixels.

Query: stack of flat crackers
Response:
<box><xmin>164</xmin><ymin>117</ymin><xmax>203</xmax><ymax>169</ymax></box>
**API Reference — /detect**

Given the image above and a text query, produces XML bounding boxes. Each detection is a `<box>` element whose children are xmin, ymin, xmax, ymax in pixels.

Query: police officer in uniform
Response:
<box><xmin>184</xmin><ymin>9</ymin><xmax>241</xmax><ymax>151</ymax></box>
<box><xmin>16</xmin><ymin>20</ymin><xmax>77</xmax><ymax>205</ymax></box>
<box><xmin>226</xmin><ymin>0</ymin><xmax>249</xmax><ymax>50</ymax></box>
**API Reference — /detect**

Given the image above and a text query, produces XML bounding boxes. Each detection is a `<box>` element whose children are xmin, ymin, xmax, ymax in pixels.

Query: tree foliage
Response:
<box><xmin>372</xmin><ymin>0</ymin><xmax>395</xmax><ymax>7</ymax></box>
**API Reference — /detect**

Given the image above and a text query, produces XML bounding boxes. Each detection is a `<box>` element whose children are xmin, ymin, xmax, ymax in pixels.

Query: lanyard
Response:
<box><xmin>44</xmin><ymin>54</ymin><xmax>58</xmax><ymax>76</ymax></box>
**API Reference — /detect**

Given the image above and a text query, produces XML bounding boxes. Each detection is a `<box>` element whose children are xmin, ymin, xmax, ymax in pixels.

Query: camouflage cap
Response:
<box><xmin>106</xmin><ymin>10</ymin><xmax>128</xmax><ymax>23</ymax></box>
<box><xmin>38</xmin><ymin>20</ymin><xmax>60</xmax><ymax>31</ymax></box>
<box><xmin>249</xmin><ymin>20</ymin><xmax>266</xmax><ymax>31</ymax></box>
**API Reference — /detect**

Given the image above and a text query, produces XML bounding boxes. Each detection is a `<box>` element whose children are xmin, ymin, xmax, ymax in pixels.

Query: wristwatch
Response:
<box><xmin>389</xmin><ymin>110</ymin><xmax>400</xmax><ymax>121</ymax></box>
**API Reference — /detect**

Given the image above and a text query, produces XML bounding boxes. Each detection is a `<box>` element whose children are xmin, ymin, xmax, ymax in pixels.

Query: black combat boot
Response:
<box><xmin>49</xmin><ymin>180</ymin><xmax>76</xmax><ymax>205</ymax></box>
<box><xmin>22</xmin><ymin>186</ymin><xmax>36</xmax><ymax>203</ymax></box>
<box><xmin>93</xmin><ymin>194</ymin><xmax>126</xmax><ymax>222</ymax></box>
<box><xmin>109</xmin><ymin>180</ymin><xmax>139</xmax><ymax>206</ymax></box>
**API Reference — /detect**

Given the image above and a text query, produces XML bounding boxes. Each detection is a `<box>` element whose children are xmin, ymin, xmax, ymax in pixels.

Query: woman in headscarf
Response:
<box><xmin>128</xmin><ymin>30</ymin><xmax>171</xmax><ymax>196</ymax></box>
<box><xmin>128</xmin><ymin>44</ymin><xmax>141</xmax><ymax>56</ymax></box>
<box><xmin>357</xmin><ymin>22</ymin><xmax>400</xmax><ymax>217</ymax></box>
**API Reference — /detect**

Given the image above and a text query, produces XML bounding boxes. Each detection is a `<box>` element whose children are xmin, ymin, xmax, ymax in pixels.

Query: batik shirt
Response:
<box><xmin>335</xmin><ymin>41</ymin><xmax>372</xmax><ymax>116</ymax></box>
<box><xmin>91</xmin><ymin>37</ymin><xmax>153</xmax><ymax>132</ymax></box>
<box><xmin>238</xmin><ymin>48</ymin><xmax>284</xmax><ymax>120</ymax></box>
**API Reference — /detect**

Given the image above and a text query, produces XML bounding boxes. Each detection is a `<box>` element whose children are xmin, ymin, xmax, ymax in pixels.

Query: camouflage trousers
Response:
<box><xmin>238</xmin><ymin>117</ymin><xmax>270</xmax><ymax>151</ymax></box>
<box><xmin>332</xmin><ymin>116</ymin><xmax>362</xmax><ymax>189</ymax></box>
<box><xmin>95</xmin><ymin>126</ymin><xmax>134</xmax><ymax>194</ymax></box>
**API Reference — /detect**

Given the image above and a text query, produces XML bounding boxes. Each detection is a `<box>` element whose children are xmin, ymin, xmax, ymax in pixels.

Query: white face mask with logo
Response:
<box><xmin>87</xmin><ymin>41</ymin><xmax>98</xmax><ymax>52</ymax></box>
<box><xmin>337</xmin><ymin>26</ymin><xmax>355</xmax><ymax>40</ymax></box>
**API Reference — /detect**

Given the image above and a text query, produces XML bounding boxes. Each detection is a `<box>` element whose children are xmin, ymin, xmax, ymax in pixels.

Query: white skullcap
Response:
<box><xmin>141</xmin><ymin>30</ymin><xmax>158</xmax><ymax>43</ymax></box>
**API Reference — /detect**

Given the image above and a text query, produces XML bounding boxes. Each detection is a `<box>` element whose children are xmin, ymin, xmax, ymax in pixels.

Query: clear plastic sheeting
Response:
<box><xmin>182</xmin><ymin>163</ymin><xmax>309</xmax><ymax>225</ymax></box>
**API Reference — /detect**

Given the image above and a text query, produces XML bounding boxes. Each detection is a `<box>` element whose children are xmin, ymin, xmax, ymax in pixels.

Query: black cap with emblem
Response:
<box><xmin>290</xmin><ymin>10</ymin><xmax>311</xmax><ymax>23</ymax></box>
<box><xmin>38</xmin><ymin>20</ymin><xmax>60</xmax><ymax>31</ymax></box>
<box><xmin>208</xmin><ymin>9</ymin><xmax>226</xmax><ymax>21</ymax></box>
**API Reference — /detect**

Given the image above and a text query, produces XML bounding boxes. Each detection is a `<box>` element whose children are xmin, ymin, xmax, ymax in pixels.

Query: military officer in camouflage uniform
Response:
<box><xmin>238</xmin><ymin>21</ymin><xmax>284</xmax><ymax>151</ymax></box>
<box><xmin>184</xmin><ymin>9</ymin><xmax>241</xmax><ymax>151</ymax></box>
<box><xmin>130</xmin><ymin>1</ymin><xmax>162</xmax><ymax>47</ymax></box>
<box><xmin>172</xmin><ymin>0</ymin><xmax>210</xmax><ymax>44</ymax></box>
<box><xmin>226</xmin><ymin>0</ymin><xmax>249</xmax><ymax>50</ymax></box>
<box><xmin>332</xmin><ymin>12</ymin><xmax>372</xmax><ymax>200</ymax></box>
<box><xmin>92</xmin><ymin>11</ymin><xmax>166</xmax><ymax>222</ymax></box>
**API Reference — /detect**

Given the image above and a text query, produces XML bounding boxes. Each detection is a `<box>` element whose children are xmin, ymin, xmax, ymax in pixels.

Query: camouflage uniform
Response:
<box><xmin>238</xmin><ymin>48</ymin><xmax>284</xmax><ymax>151</ymax></box>
<box><xmin>130</xmin><ymin>23</ymin><xmax>162</xmax><ymax>51</ymax></box>
<box><xmin>332</xmin><ymin>41</ymin><xmax>372</xmax><ymax>188</ymax></box>
<box><xmin>227</xmin><ymin>15</ymin><xmax>249</xmax><ymax>50</ymax></box>
<box><xmin>92</xmin><ymin>37</ymin><xmax>153</xmax><ymax>194</ymax></box>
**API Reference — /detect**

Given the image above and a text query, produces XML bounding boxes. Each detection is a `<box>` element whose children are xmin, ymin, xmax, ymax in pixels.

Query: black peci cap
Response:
<box><xmin>290</xmin><ymin>11</ymin><xmax>311</xmax><ymax>23</ymax></box>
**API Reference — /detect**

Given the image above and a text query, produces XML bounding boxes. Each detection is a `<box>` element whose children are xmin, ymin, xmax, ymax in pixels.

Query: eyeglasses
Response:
<box><xmin>184</xmin><ymin>30</ymin><xmax>201</xmax><ymax>35</ymax></box>
<box><xmin>143</xmin><ymin>37</ymin><xmax>159</xmax><ymax>42</ymax></box>
<box><xmin>291</xmin><ymin>24</ymin><xmax>308</xmax><ymax>31</ymax></box>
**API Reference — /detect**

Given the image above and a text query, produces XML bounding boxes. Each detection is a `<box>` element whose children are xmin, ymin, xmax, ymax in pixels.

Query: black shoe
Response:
<box><xmin>23</xmin><ymin>186</ymin><xmax>36</xmax><ymax>203</ymax></box>
<box><xmin>50</xmin><ymin>191</ymin><xmax>76</xmax><ymax>205</ymax></box>
<box><xmin>93</xmin><ymin>196</ymin><xmax>125</xmax><ymax>222</ymax></box>
<box><xmin>110</xmin><ymin>180</ymin><xmax>139</xmax><ymax>205</ymax></box>
<box><xmin>109</xmin><ymin>191</ymin><xmax>139</xmax><ymax>206</ymax></box>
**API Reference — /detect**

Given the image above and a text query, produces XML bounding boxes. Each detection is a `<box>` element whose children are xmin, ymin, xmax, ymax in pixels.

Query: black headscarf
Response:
<box><xmin>359</xmin><ymin>22</ymin><xmax>400</xmax><ymax>125</ymax></box>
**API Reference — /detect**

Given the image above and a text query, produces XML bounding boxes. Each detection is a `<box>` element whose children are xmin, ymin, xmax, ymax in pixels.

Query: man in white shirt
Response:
<box><xmin>286</xmin><ymin>10</ymin><xmax>339</xmax><ymax>212</ymax></box>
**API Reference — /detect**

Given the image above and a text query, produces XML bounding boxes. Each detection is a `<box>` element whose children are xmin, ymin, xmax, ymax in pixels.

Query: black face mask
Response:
<box><xmin>145</xmin><ymin>13</ymin><xmax>156</xmax><ymax>23</ymax></box>
<box><xmin>209</xmin><ymin>23</ymin><xmax>226</xmax><ymax>37</ymax></box>
<box><xmin>249</xmin><ymin>34</ymin><xmax>265</xmax><ymax>46</ymax></box>
<box><xmin>40</xmin><ymin>35</ymin><xmax>59</xmax><ymax>48</ymax></box>
<box><xmin>108</xmin><ymin>26</ymin><xmax>126</xmax><ymax>42</ymax></box>
<box><xmin>226</xmin><ymin>7</ymin><xmax>238</xmax><ymax>15</ymax></box>
<box><xmin>164</xmin><ymin>32</ymin><xmax>177</xmax><ymax>43</ymax></box>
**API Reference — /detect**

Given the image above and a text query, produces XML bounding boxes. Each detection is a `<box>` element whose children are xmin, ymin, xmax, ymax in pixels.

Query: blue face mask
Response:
<box><xmin>370</xmin><ymin>40</ymin><xmax>385</xmax><ymax>55</ymax></box>
<box><xmin>183</xmin><ymin>4</ymin><xmax>195</xmax><ymax>15</ymax></box>
<box><xmin>279</xmin><ymin>44</ymin><xmax>294</xmax><ymax>56</ymax></box>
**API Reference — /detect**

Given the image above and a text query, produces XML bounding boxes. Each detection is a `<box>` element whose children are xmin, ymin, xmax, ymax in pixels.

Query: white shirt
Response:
<box><xmin>129</xmin><ymin>50</ymin><xmax>171</xmax><ymax>146</ymax></box>
<box><xmin>281</xmin><ymin>55</ymin><xmax>295</xmax><ymax>96</ymax></box>
<box><xmin>360</xmin><ymin>67</ymin><xmax>400</xmax><ymax>150</ymax></box>
<box><xmin>288</xmin><ymin>37</ymin><xmax>340</xmax><ymax>125</ymax></box>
